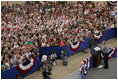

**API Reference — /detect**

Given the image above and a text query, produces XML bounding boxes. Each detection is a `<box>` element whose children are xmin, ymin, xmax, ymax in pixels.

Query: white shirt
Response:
<box><xmin>17</xmin><ymin>58</ymin><xmax>22</xmax><ymax>64</ymax></box>
<box><xmin>1</xmin><ymin>56</ymin><xmax>2</xmax><ymax>61</ymax></box>
<box><xmin>5</xmin><ymin>62</ymin><xmax>10</xmax><ymax>69</ymax></box>
<box><xmin>51</xmin><ymin>53</ymin><xmax>57</xmax><ymax>59</ymax></box>
<box><xmin>14</xmin><ymin>44</ymin><xmax>19</xmax><ymax>48</ymax></box>
<box><xmin>25</xmin><ymin>52</ymin><xmax>30</xmax><ymax>58</ymax></box>
<box><xmin>41</xmin><ymin>42</ymin><xmax>46</xmax><ymax>47</ymax></box>
<box><xmin>14</xmin><ymin>54</ymin><xmax>17</xmax><ymax>61</ymax></box>
<box><xmin>41</xmin><ymin>55</ymin><xmax>47</xmax><ymax>62</ymax></box>
<box><xmin>10</xmin><ymin>58</ymin><xmax>16</xmax><ymax>64</ymax></box>
<box><xmin>111</xmin><ymin>24</ymin><xmax>115</xmax><ymax>28</ymax></box>
<box><xmin>84</xmin><ymin>10</ymin><xmax>89</xmax><ymax>15</ymax></box>
<box><xmin>28</xmin><ymin>52</ymin><xmax>32</xmax><ymax>56</ymax></box>
<box><xmin>21</xmin><ymin>55</ymin><xmax>24</xmax><ymax>61</ymax></box>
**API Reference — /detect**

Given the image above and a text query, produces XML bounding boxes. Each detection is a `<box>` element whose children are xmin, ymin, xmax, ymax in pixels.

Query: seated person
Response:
<box><xmin>5</xmin><ymin>59</ymin><xmax>10</xmax><ymax>70</ymax></box>
<box><xmin>10</xmin><ymin>55</ymin><xmax>17</xmax><ymax>67</ymax></box>
<box><xmin>1</xmin><ymin>61</ymin><xmax>6</xmax><ymax>72</ymax></box>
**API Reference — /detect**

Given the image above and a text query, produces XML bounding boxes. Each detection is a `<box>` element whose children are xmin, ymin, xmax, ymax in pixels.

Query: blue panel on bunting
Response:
<box><xmin>73</xmin><ymin>42</ymin><xmax>78</xmax><ymax>45</ymax></box>
<box><xmin>23</xmin><ymin>59</ymin><xmax>31</xmax><ymax>66</ymax></box>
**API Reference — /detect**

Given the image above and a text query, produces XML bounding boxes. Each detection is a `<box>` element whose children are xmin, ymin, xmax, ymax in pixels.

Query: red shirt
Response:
<box><xmin>59</xmin><ymin>40</ymin><xmax>65</xmax><ymax>46</ymax></box>
<box><xmin>53</xmin><ymin>2</ymin><xmax>56</xmax><ymax>6</ymax></box>
<box><xmin>90</xmin><ymin>9</ymin><xmax>94</xmax><ymax>13</ymax></box>
<box><xmin>49</xmin><ymin>38</ymin><xmax>53</xmax><ymax>43</ymax></box>
<box><xmin>66</xmin><ymin>36</ymin><xmax>69</xmax><ymax>40</ymax></box>
<box><xmin>68</xmin><ymin>31</ymin><xmax>70</xmax><ymax>34</ymax></box>
<box><xmin>1</xmin><ymin>28</ymin><xmax>4</xmax><ymax>32</ymax></box>
<box><xmin>77</xmin><ymin>28</ymin><xmax>81</xmax><ymax>33</ymax></box>
<box><xmin>5</xmin><ymin>28</ymin><xmax>8</xmax><ymax>31</ymax></box>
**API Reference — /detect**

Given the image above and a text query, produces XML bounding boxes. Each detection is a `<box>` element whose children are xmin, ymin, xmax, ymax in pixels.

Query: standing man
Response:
<box><xmin>60</xmin><ymin>49</ymin><xmax>68</xmax><ymax>66</ymax></box>
<box><xmin>102</xmin><ymin>41</ymin><xmax>109</xmax><ymax>69</ymax></box>
<box><xmin>42</xmin><ymin>61</ymin><xmax>51</xmax><ymax>79</ymax></box>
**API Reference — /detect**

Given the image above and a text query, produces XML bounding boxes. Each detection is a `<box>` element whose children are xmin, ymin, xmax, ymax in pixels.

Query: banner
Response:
<box><xmin>94</xmin><ymin>31</ymin><xmax>103</xmax><ymax>41</ymax></box>
<box><xmin>69</xmin><ymin>42</ymin><xmax>81</xmax><ymax>52</ymax></box>
<box><xmin>16</xmin><ymin>58</ymin><xmax>36</xmax><ymax>74</ymax></box>
<box><xmin>80</xmin><ymin>57</ymin><xmax>91</xmax><ymax>75</ymax></box>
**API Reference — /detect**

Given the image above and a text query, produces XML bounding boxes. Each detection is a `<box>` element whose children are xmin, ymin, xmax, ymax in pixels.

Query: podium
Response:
<box><xmin>91</xmin><ymin>46</ymin><xmax>101</xmax><ymax>68</ymax></box>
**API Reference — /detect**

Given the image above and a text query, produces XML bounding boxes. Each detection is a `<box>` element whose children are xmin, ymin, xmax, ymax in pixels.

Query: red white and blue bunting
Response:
<box><xmin>16</xmin><ymin>58</ymin><xmax>36</xmax><ymax>74</ymax></box>
<box><xmin>80</xmin><ymin>57</ymin><xmax>91</xmax><ymax>75</ymax></box>
<box><xmin>108</xmin><ymin>1</ymin><xmax>117</xmax><ymax>6</ymax></box>
<box><xmin>101</xmin><ymin>47</ymin><xmax>116</xmax><ymax>59</ymax></box>
<box><xmin>69</xmin><ymin>42</ymin><xmax>81</xmax><ymax>52</ymax></box>
<box><xmin>94</xmin><ymin>31</ymin><xmax>103</xmax><ymax>41</ymax></box>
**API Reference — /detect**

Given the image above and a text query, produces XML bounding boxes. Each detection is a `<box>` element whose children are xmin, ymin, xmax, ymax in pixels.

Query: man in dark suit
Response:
<box><xmin>90</xmin><ymin>36</ymin><xmax>97</xmax><ymax>48</ymax></box>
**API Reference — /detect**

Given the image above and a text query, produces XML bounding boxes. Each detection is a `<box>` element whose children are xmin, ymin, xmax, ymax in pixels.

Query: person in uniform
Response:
<box><xmin>42</xmin><ymin>61</ymin><xmax>51</xmax><ymax>79</ymax></box>
<box><xmin>60</xmin><ymin>49</ymin><xmax>68</xmax><ymax>66</ymax></box>
<box><xmin>46</xmin><ymin>56</ymin><xmax>52</xmax><ymax>75</ymax></box>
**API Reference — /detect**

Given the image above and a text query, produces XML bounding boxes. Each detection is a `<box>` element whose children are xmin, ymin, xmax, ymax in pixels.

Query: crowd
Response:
<box><xmin>1</xmin><ymin>1</ymin><xmax>117</xmax><ymax>72</ymax></box>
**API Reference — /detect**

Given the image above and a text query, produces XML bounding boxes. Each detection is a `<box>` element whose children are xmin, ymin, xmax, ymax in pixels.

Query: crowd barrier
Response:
<box><xmin>1</xmin><ymin>27</ymin><xmax>117</xmax><ymax>79</ymax></box>
<box><xmin>38</xmin><ymin>28</ymin><xmax>117</xmax><ymax>58</ymax></box>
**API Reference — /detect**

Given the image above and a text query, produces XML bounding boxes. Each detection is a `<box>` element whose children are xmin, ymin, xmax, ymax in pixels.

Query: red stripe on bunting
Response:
<box><xmin>108</xmin><ymin>48</ymin><xmax>116</xmax><ymax>59</ymax></box>
<box><xmin>96</xmin><ymin>36</ymin><xmax>102</xmax><ymax>41</ymax></box>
